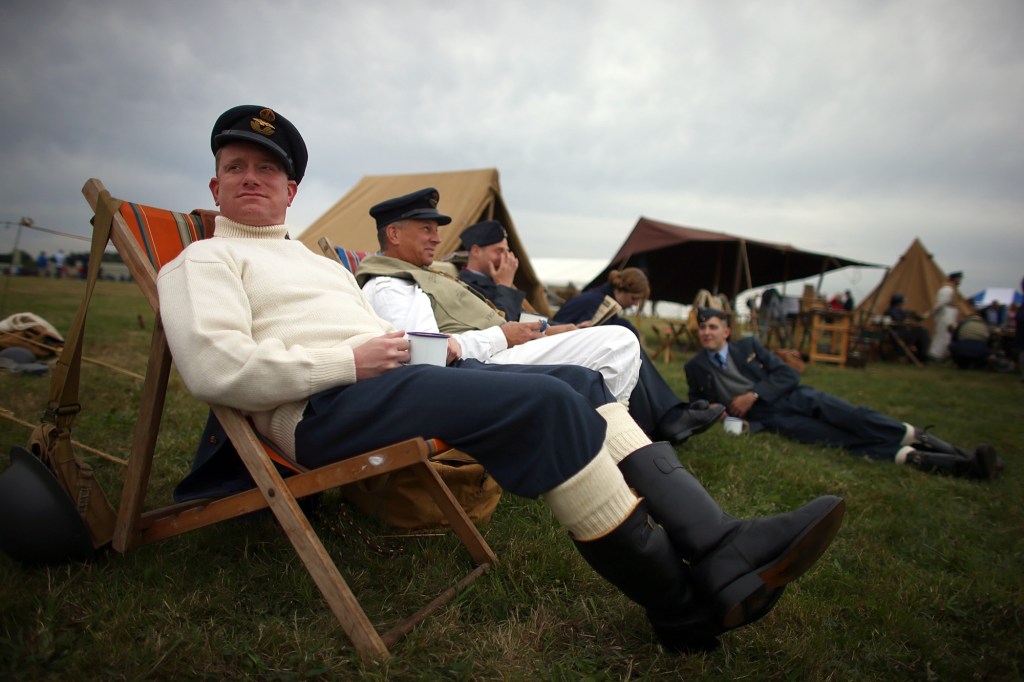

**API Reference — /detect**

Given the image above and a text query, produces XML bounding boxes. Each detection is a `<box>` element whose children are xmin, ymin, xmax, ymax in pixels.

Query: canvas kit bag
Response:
<box><xmin>342</xmin><ymin>448</ymin><xmax>502</xmax><ymax>530</ymax></box>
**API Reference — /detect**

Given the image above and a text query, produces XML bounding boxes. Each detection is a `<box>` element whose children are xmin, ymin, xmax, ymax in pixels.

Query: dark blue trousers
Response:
<box><xmin>601</xmin><ymin>317</ymin><xmax>687</xmax><ymax>438</ymax></box>
<box><xmin>749</xmin><ymin>386</ymin><xmax>906</xmax><ymax>460</ymax></box>
<box><xmin>293</xmin><ymin>361</ymin><xmax>612</xmax><ymax>498</ymax></box>
<box><xmin>178</xmin><ymin>362</ymin><xmax>613</xmax><ymax>502</ymax></box>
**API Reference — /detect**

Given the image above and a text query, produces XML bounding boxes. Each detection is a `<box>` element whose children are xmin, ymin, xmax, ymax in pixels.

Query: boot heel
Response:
<box><xmin>716</xmin><ymin>574</ymin><xmax>771</xmax><ymax>629</ymax></box>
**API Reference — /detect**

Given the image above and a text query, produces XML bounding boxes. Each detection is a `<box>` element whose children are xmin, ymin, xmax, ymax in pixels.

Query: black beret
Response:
<box><xmin>211</xmin><ymin>105</ymin><xmax>308</xmax><ymax>184</ymax></box>
<box><xmin>369</xmin><ymin>187</ymin><xmax>452</xmax><ymax>230</ymax></box>
<box><xmin>890</xmin><ymin>293</ymin><xmax>905</xmax><ymax>306</ymax></box>
<box><xmin>460</xmin><ymin>220</ymin><xmax>507</xmax><ymax>249</ymax></box>
<box><xmin>948</xmin><ymin>271</ymin><xmax>963</xmax><ymax>280</ymax></box>
<box><xmin>697</xmin><ymin>307</ymin><xmax>731</xmax><ymax>325</ymax></box>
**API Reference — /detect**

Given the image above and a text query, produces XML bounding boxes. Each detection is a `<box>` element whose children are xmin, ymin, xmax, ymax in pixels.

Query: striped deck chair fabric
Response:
<box><xmin>334</xmin><ymin>247</ymin><xmax>369</xmax><ymax>273</ymax></box>
<box><xmin>118</xmin><ymin>202</ymin><xmax>208</xmax><ymax>270</ymax></box>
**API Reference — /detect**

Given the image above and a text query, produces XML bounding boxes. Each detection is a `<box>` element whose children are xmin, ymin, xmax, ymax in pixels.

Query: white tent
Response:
<box><xmin>969</xmin><ymin>288</ymin><xmax>1023</xmax><ymax>307</ymax></box>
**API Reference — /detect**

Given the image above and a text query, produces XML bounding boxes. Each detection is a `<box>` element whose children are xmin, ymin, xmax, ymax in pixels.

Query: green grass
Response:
<box><xmin>1</xmin><ymin>277</ymin><xmax>1022</xmax><ymax>680</ymax></box>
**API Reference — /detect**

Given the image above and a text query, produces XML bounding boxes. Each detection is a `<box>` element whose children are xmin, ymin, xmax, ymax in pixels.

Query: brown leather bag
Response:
<box><xmin>341</xmin><ymin>449</ymin><xmax>502</xmax><ymax>530</ymax></box>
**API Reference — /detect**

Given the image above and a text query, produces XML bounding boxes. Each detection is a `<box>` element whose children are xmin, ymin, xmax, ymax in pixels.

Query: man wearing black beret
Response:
<box><xmin>685</xmin><ymin>308</ymin><xmax>1001</xmax><ymax>479</ymax></box>
<box><xmin>156</xmin><ymin>105</ymin><xmax>845</xmax><ymax>655</ymax></box>
<box><xmin>457</xmin><ymin>220</ymin><xmax>528</xmax><ymax>323</ymax></box>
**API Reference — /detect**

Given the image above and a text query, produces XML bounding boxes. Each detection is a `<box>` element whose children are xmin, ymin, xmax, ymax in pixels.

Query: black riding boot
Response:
<box><xmin>914</xmin><ymin>430</ymin><xmax>1002</xmax><ymax>479</ymax></box>
<box><xmin>573</xmin><ymin>500</ymin><xmax>719</xmax><ymax>653</ymax></box>
<box><xmin>917</xmin><ymin>428</ymin><xmax>962</xmax><ymax>454</ymax></box>
<box><xmin>903</xmin><ymin>446</ymin><xmax>999</xmax><ymax>480</ymax></box>
<box><xmin>618</xmin><ymin>442</ymin><xmax>845</xmax><ymax>631</ymax></box>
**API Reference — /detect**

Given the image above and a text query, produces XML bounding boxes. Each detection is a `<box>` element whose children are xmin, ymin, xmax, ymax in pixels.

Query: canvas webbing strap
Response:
<box><xmin>45</xmin><ymin>190</ymin><xmax>120</xmax><ymax>418</ymax></box>
<box><xmin>30</xmin><ymin>189</ymin><xmax>121</xmax><ymax>548</ymax></box>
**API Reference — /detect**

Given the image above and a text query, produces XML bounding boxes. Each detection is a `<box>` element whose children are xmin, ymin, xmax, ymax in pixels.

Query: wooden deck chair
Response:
<box><xmin>80</xmin><ymin>178</ymin><xmax>496</xmax><ymax>663</ymax></box>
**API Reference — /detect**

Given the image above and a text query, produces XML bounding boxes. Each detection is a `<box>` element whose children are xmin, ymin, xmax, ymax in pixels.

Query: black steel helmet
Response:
<box><xmin>0</xmin><ymin>447</ymin><xmax>93</xmax><ymax>564</ymax></box>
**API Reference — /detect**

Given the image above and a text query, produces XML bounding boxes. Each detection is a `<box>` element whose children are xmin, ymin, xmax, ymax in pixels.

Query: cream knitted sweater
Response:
<box><xmin>156</xmin><ymin>216</ymin><xmax>395</xmax><ymax>457</ymax></box>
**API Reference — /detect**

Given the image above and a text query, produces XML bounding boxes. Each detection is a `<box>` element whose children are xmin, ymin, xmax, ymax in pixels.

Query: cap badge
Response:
<box><xmin>250</xmin><ymin>108</ymin><xmax>277</xmax><ymax>137</ymax></box>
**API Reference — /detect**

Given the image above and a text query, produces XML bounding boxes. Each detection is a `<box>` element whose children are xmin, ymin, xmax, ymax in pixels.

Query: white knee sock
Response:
<box><xmin>596</xmin><ymin>402</ymin><xmax>653</xmax><ymax>464</ymax></box>
<box><xmin>900</xmin><ymin>423</ymin><xmax>917</xmax><ymax>447</ymax></box>
<box><xmin>895</xmin><ymin>445</ymin><xmax>915</xmax><ymax>464</ymax></box>
<box><xmin>540</xmin><ymin>447</ymin><xmax>639</xmax><ymax>541</ymax></box>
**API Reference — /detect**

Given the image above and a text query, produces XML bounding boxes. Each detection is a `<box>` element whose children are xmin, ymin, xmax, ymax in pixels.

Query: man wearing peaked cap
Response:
<box><xmin>211</xmin><ymin>105</ymin><xmax>308</xmax><ymax>183</ymax></box>
<box><xmin>154</xmin><ymin>107</ymin><xmax>845</xmax><ymax>655</ymax></box>
<box><xmin>928</xmin><ymin>270</ymin><xmax>964</xmax><ymax>361</ymax></box>
<box><xmin>369</xmin><ymin>188</ymin><xmax>452</xmax><ymax>229</ymax></box>
<box><xmin>356</xmin><ymin>195</ymin><xmax>716</xmax><ymax>445</ymax></box>
<box><xmin>357</xmin><ymin>192</ymin><xmax>642</xmax><ymax>403</ymax></box>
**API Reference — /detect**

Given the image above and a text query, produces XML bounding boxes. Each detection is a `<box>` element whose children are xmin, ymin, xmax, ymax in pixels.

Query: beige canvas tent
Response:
<box><xmin>853</xmin><ymin>238</ymin><xmax>973</xmax><ymax>334</ymax></box>
<box><xmin>298</xmin><ymin>168</ymin><xmax>550</xmax><ymax>315</ymax></box>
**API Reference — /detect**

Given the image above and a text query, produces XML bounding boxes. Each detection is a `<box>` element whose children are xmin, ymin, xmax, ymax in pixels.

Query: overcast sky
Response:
<box><xmin>2</xmin><ymin>0</ymin><xmax>1022</xmax><ymax>303</ymax></box>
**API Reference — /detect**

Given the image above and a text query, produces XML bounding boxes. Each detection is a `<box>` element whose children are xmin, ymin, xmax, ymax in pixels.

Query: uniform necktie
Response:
<box><xmin>715</xmin><ymin>353</ymin><xmax>727</xmax><ymax>369</ymax></box>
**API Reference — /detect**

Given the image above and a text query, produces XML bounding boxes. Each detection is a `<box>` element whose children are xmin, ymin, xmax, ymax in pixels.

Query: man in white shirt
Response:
<box><xmin>356</xmin><ymin>192</ymin><xmax>723</xmax><ymax>443</ymax></box>
<box><xmin>356</xmin><ymin>192</ymin><xmax>641</xmax><ymax>403</ymax></box>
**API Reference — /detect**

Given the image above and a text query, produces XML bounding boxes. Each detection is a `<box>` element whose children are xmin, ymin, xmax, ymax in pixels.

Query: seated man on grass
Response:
<box><xmin>356</xmin><ymin>211</ymin><xmax>721</xmax><ymax>444</ymax></box>
<box><xmin>685</xmin><ymin>308</ymin><xmax>1002</xmax><ymax>479</ymax></box>
<box><xmin>158</xmin><ymin>104</ymin><xmax>845</xmax><ymax>655</ymax></box>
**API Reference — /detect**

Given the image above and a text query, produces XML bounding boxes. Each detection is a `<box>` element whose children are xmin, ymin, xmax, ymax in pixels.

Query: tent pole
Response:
<box><xmin>732</xmin><ymin>240</ymin><xmax>745</xmax><ymax>304</ymax></box>
<box><xmin>713</xmin><ymin>244</ymin><xmax>723</xmax><ymax>295</ymax></box>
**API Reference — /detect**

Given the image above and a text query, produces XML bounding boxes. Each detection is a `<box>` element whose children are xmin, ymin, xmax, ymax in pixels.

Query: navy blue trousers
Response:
<box><xmin>749</xmin><ymin>386</ymin><xmax>906</xmax><ymax>460</ymax></box>
<box><xmin>295</xmin><ymin>361</ymin><xmax>612</xmax><ymax>497</ymax></box>
<box><xmin>590</xmin><ymin>316</ymin><xmax>686</xmax><ymax>437</ymax></box>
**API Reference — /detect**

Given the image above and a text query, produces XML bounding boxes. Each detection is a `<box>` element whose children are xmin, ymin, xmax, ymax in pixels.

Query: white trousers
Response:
<box><xmin>486</xmin><ymin>326</ymin><xmax>640</xmax><ymax>402</ymax></box>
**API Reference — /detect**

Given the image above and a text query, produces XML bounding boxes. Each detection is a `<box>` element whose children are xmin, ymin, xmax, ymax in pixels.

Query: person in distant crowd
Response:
<box><xmin>53</xmin><ymin>249</ymin><xmax>66</xmax><ymax>279</ymax></box>
<box><xmin>883</xmin><ymin>293</ymin><xmax>930</xmax><ymax>364</ymax></box>
<box><xmin>928</xmin><ymin>271</ymin><xmax>963</xmax><ymax>361</ymax></box>
<box><xmin>982</xmin><ymin>300</ymin><xmax>1006</xmax><ymax>328</ymax></box>
<box><xmin>949</xmin><ymin>311</ymin><xmax>993</xmax><ymax>370</ymax></box>
<box><xmin>1017</xmin><ymin>277</ymin><xmax>1024</xmax><ymax>382</ymax></box>
<box><xmin>157</xmin><ymin>104</ymin><xmax>847</xmax><ymax>653</ymax></box>
<box><xmin>685</xmin><ymin>307</ymin><xmax>1002</xmax><ymax>480</ymax></box>
<box><xmin>842</xmin><ymin>290</ymin><xmax>854</xmax><ymax>312</ymax></box>
<box><xmin>828</xmin><ymin>293</ymin><xmax>844</xmax><ymax>311</ymax></box>
<box><xmin>35</xmin><ymin>251</ymin><xmax>48</xmax><ymax>276</ymax></box>
<box><xmin>357</xmin><ymin>211</ymin><xmax>723</xmax><ymax>444</ymax></box>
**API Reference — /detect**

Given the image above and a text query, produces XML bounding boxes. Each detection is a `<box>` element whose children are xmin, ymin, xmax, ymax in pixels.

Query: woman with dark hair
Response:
<box><xmin>553</xmin><ymin>268</ymin><xmax>650</xmax><ymax>334</ymax></box>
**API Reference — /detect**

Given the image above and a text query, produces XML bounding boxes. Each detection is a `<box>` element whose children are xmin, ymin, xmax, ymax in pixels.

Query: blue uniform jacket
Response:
<box><xmin>683</xmin><ymin>336</ymin><xmax>800</xmax><ymax>433</ymax></box>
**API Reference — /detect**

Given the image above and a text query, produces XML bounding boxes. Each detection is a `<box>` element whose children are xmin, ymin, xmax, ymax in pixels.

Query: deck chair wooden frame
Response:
<box><xmin>81</xmin><ymin>178</ymin><xmax>495</xmax><ymax>662</ymax></box>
